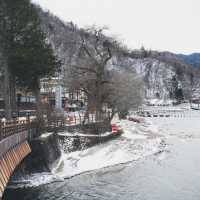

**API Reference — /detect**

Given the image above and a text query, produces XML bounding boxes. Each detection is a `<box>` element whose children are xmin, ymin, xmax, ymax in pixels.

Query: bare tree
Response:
<box><xmin>65</xmin><ymin>27</ymin><xmax>122</xmax><ymax>122</ymax></box>
<box><xmin>106</xmin><ymin>70</ymin><xmax>144</xmax><ymax>119</ymax></box>
<box><xmin>64</xmin><ymin>27</ymin><xmax>144</xmax><ymax>123</ymax></box>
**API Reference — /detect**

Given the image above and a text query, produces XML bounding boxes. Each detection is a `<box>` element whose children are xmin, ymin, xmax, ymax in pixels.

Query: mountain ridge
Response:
<box><xmin>177</xmin><ymin>53</ymin><xmax>200</xmax><ymax>68</ymax></box>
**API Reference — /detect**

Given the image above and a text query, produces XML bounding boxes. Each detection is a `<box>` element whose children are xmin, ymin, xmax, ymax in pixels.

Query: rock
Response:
<box><xmin>12</xmin><ymin>133</ymin><xmax>61</xmax><ymax>176</ymax></box>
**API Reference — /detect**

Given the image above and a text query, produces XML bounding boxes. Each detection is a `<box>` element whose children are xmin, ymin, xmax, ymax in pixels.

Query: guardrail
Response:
<box><xmin>0</xmin><ymin>117</ymin><xmax>65</xmax><ymax>142</ymax></box>
<box><xmin>0</xmin><ymin>120</ymin><xmax>34</xmax><ymax>142</ymax></box>
<box><xmin>0</xmin><ymin>130</ymin><xmax>28</xmax><ymax>158</ymax></box>
<box><xmin>64</xmin><ymin>112</ymin><xmax>111</xmax><ymax>126</ymax></box>
<box><xmin>132</xmin><ymin>109</ymin><xmax>200</xmax><ymax>118</ymax></box>
<box><xmin>0</xmin><ymin>111</ymin><xmax>112</xmax><ymax>141</ymax></box>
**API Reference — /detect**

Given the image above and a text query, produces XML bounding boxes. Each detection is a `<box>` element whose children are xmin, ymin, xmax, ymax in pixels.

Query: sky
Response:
<box><xmin>32</xmin><ymin>0</ymin><xmax>200</xmax><ymax>54</ymax></box>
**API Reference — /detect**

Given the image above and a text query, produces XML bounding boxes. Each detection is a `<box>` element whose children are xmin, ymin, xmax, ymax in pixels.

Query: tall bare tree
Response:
<box><xmin>65</xmin><ymin>27</ymin><xmax>144</xmax><ymax>123</ymax></box>
<box><xmin>66</xmin><ymin>27</ymin><xmax>120</xmax><ymax>121</ymax></box>
<box><xmin>106</xmin><ymin>70</ymin><xmax>144</xmax><ymax>119</ymax></box>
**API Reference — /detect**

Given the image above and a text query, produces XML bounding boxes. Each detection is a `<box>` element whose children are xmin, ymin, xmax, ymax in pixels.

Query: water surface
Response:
<box><xmin>4</xmin><ymin>110</ymin><xmax>200</xmax><ymax>200</ymax></box>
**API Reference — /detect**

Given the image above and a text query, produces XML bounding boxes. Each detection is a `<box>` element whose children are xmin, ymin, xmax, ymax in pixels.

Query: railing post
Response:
<box><xmin>26</xmin><ymin>115</ymin><xmax>31</xmax><ymax>141</ymax></box>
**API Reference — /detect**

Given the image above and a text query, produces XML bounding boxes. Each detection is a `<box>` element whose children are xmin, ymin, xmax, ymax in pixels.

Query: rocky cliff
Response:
<box><xmin>11</xmin><ymin>133</ymin><xmax>61</xmax><ymax>178</ymax></box>
<box><xmin>128</xmin><ymin>57</ymin><xmax>195</xmax><ymax>99</ymax></box>
<box><xmin>36</xmin><ymin>6</ymin><xmax>200</xmax><ymax>100</ymax></box>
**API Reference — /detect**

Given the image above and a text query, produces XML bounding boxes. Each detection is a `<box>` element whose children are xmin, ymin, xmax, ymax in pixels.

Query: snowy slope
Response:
<box><xmin>131</xmin><ymin>58</ymin><xmax>175</xmax><ymax>99</ymax></box>
<box><xmin>36</xmin><ymin>6</ymin><xmax>200</xmax><ymax>100</ymax></box>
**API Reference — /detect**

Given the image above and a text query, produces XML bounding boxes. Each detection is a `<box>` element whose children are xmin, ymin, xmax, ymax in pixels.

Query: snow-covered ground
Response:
<box><xmin>40</xmin><ymin>132</ymin><xmax>53</xmax><ymax>138</ymax></box>
<box><xmin>14</xmin><ymin>104</ymin><xmax>200</xmax><ymax>188</ymax></box>
<box><xmin>10</xmin><ymin>118</ymin><xmax>164</xmax><ymax>188</ymax></box>
<box><xmin>152</xmin><ymin>115</ymin><xmax>200</xmax><ymax>139</ymax></box>
<box><xmin>8</xmin><ymin>104</ymin><xmax>200</xmax><ymax>200</ymax></box>
<box><xmin>53</xmin><ymin>119</ymin><xmax>163</xmax><ymax>179</ymax></box>
<box><xmin>142</xmin><ymin>104</ymin><xmax>200</xmax><ymax>139</ymax></box>
<box><xmin>8</xmin><ymin>172</ymin><xmax>62</xmax><ymax>188</ymax></box>
<box><xmin>146</xmin><ymin>98</ymin><xmax>173</xmax><ymax>106</ymax></box>
<box><xmin>58</xmin><ymin>131</ymin><xmax>112</xmax><ymax>138</ymax></box>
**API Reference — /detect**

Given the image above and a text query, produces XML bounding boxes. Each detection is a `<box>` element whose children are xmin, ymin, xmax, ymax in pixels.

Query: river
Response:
<box><xmin>3</xmin><ymin>109</ymin><xmax>200</xmax><ymax>200</ymax></box>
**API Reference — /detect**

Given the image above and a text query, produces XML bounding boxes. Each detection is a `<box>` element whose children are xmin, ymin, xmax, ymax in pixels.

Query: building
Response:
<box><xmin>190</xmin><ymin>98</ymin><xmax>200</xmax><ymax>110</ymax></box>
<box><xmin>40</xmin><ymin>78</ymin><xmax>86</xmax><ymax>112</ymax></box>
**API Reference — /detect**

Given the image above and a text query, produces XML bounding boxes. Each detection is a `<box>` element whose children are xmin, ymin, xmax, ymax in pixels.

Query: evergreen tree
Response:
<box><xmin>171</xmin><ymin>76</ymin><xmax>184</xmax><ymax>102</ymax></box>
<box><xmin>0</xmin><ymin>0</ymin><xmax>60</xmax><ymax>119</ymax></box>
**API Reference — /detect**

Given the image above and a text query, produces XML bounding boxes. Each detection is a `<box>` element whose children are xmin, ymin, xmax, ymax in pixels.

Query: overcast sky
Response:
<box><xmin>32</xmin><ymin>0</ymin><xmax>200</xmax><ymax>54</ymax></box>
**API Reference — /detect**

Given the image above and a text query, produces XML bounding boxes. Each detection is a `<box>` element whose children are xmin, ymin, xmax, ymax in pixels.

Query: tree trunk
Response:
<box><xmin>1</xmin><ymin>54</ymin><xmax>12</xmax><ymax>119</ymax></box>
<box><xmin>10</xmin><ymin>74</ymin><xmax>17</xmax><ymax>113</ymax></box>
<box><xmin>95</xmin><ymin>104</ymin><xmax>102</xmax><ymax>121</ymax></box>
<box><xmin>108</xmin><ymin>110</ymin><xmax>116</xmax><ymax>123</ymax></box>
<box><xmin>34</xmin><ymin>88</ymin><xmax>43</xmax><ymax>120</ymax></box>
<box><xmin>83</xmin><ymin>109</ymin><xmax>89</xmax><ymax>125</ymax></box>
<box><xmin>95</xmin><ymin>66</ymin><xmax>105</xmax><ymax>122</ymax></box>
<box><xmin>34</xmin><ymin>86</ymin><xmax>44</xmax><ymax>131</ymax></box>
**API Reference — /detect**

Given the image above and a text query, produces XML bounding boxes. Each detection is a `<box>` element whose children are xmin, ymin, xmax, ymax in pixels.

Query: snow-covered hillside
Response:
<box><xmin>130</xmin><ymin>58</ymin><xmax>176</xmax><ymax>99</ymax></box>
<box><xmin>36</xmin><ymin>6</ymin><xmax>200</xmax><ymax>100</ymax></box>
<box><xmin>129</xmin><ymin>58</ymin><xmax>194</xmax><ymax>99</ymax></box>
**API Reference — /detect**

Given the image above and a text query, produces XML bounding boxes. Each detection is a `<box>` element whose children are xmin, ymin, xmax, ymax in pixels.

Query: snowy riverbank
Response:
<box><xmin>8</xmin><ymin>118</ymin><xmax>164</xmax><ymax>188</ymax></box>
<box><xmin>54</xmin><ymin>119</ymin><xmax>163</xmax><ymax>178</ymax></box>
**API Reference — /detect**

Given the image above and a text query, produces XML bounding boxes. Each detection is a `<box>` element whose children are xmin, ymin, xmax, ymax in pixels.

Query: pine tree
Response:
<box><xmin>0</xmin><ymin>0</ymin><xmax>60</xmax><ymax>119</ymax></box>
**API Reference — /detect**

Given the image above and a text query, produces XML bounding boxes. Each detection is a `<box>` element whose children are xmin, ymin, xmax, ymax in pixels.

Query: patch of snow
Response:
<box><xmin>40</xmin><ymin>132</ymin><xmax>53</xmax><ymax>138</ymax></box>
<box><xmin>146</xmin><ymin>98</ymin><xmax>173</xmax><ymax>106</ymax></box>
<box><xmin>8</xmin><ymin>172</ymin><xmax>64</xmax><ymax>188</ymax></box>
<box><xmin>11</xmin><ymin>117</ymin><xmax>164</xmax><ymax>188</ymax></box>
<box><xmin>54</xmin><ymin>118</ymin><xmax>163</xmax><ymax>179</ymax></box>
<box><xmin>58</xmin><ymin>131</ymin><xmax>112</xmax><ymax>137</ymax></box>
